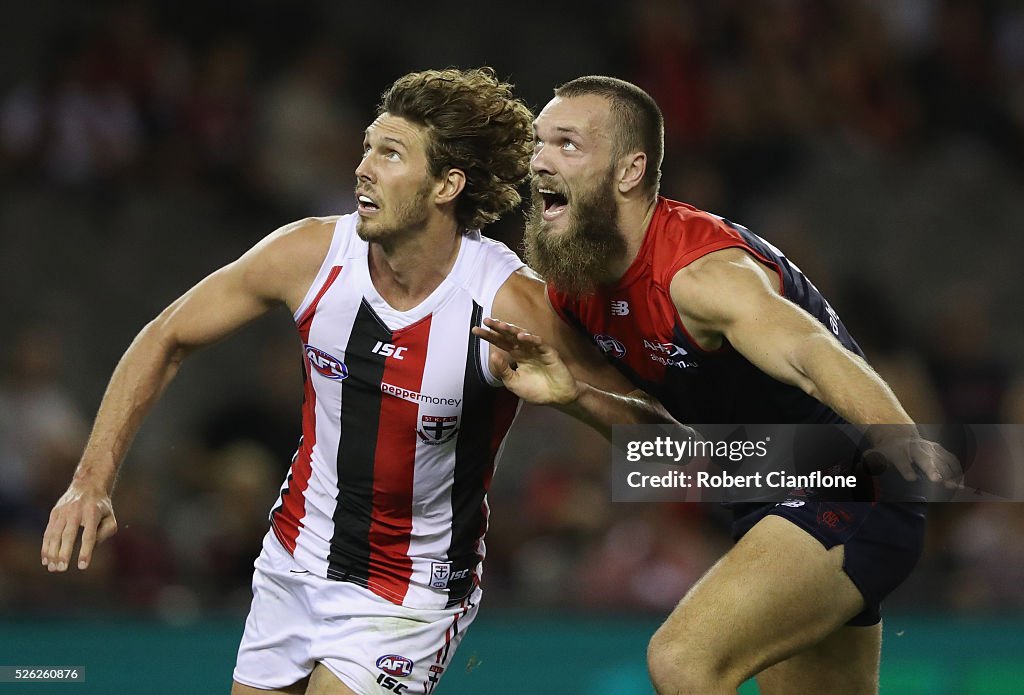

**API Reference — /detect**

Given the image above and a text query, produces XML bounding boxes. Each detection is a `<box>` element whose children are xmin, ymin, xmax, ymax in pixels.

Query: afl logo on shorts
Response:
<box><xmin>376</xmin><ymin>654</ymin><xmax>414</xmax><ymax>678</ymax></box>
<box><xmin>594</xmin><ymin>334</ymin><xmax>626</xmax><ymax>359</ymax></box>
<box><xmin>304</xmin><ymin>344</ymin><xmax>349</xmax><ymax>380</ymax></box>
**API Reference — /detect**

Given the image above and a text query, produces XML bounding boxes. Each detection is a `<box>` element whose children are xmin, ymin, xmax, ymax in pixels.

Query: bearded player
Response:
<box><xmin>513</xmin><ymin>76</ymin><xmax>959</xmax><ymax>695</ymax></box>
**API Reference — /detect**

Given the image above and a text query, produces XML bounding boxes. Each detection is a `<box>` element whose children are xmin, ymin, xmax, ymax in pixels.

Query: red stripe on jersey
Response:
<box><xmin>272</xmin><ymin>265</ymin><xmax>343</xmax><ymax>553</ymax></box>
<box><xmin>366</xmin><ymin>314</ymin><xmax>432</xmax><ymax>603</ymax></box>
<box><xmin>296</xmin><ymin>266</ymin><xmax>344</xmax><ymax>331</ymax></box>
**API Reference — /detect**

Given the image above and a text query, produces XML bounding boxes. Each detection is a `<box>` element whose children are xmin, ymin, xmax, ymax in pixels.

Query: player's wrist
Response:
<box><xmin>864</xmin><ymin>423</ymin><xmax>920</xmax><ymax>449</ymax></box>
<box><xmin>71</xmin><ymin>465</ymin><xmax>115</xmax><ymax>496</ymax></box>
<box><xmin>552</xmin><ymin>379</ymin><xmax>587</xmax><ymax>408</ymax></box>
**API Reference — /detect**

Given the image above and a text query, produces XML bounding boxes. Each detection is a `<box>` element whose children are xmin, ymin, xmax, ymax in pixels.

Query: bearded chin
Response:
<box><xmin>524</xmin><ymin>190</ymin><xmax>626</xmax><ymax>296</ymax></box>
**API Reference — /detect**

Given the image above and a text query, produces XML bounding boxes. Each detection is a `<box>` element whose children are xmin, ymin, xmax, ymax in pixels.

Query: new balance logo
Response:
<box><xmin>372</xmin><ymin>341</ymin><xmax>407</xmax><ymax>360</ymax></box>
<box><xmin>611</xmin><ymin>300</ymin><xmax>630</xmax><ymax>316</ymax></box>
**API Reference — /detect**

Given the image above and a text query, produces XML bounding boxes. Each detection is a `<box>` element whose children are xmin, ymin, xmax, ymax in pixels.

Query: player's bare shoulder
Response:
<box><xmin>241</xmin><ymin>216</ymin><xmax>339</xmax><ymax>312</ymax></box>
<box><xmin>491</xmin><ymin>266</ymin><xmax>547</xmax><ymax>322</ymax></box>
<box><xmin>668</xmin><ymin>247</ymin><xmax>782</xmax><ymax>348</ymax></box>
<box><xmin>671</xmin><ymin>248</ymin><xmax>779</xmax><ymax>308</ymax></box>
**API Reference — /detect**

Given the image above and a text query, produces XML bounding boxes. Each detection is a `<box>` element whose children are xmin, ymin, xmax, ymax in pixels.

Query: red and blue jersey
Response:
<box><xmin>547</xmin><ymin>197</ymin><xmax>864</xmax><ymax>425</ymax></box>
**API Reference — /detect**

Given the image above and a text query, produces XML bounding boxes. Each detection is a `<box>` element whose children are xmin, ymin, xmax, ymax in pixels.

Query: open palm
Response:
<box><xmin>471</xmin><ymin>318</ymin><xmax>579</xmax><ymax>405</ymax></box>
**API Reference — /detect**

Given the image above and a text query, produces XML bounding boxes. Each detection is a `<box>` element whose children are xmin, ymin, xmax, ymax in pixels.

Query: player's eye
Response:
<box><xmin>562</xmin><ymin>140</ymin><xmax>578</xmax><ymax>152</ymax></box>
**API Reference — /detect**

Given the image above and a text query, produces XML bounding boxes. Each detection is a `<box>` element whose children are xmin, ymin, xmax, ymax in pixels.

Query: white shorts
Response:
<box><xmin>233</xmin><ymin>532</ymin><xmax>478</xmax><ymax>694</ymax></box>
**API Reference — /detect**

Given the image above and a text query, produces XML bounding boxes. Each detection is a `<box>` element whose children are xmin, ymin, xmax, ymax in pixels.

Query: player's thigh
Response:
<box><xmin>650</xmin><ymin>514</ymin><xmax>865</xmax><ymax>683</ymax></box>
<box><xmin>231</xmin><ymin>677</ymin><xmax>310</xmax><ymax>695</ymax></box>
<box><xmin>306</xmin><ymin>664</ymin><xmax>361</xmax><ymax>695</ymax></box>
<box><xmin>756</xmin><ymin>621</ymin><xmax>881</xmax><ymax>695</ymax></box>
<box><xmin>229</xmin><ymin>665</ymin><xmax>363</xmax><ymax>695</ymax></box>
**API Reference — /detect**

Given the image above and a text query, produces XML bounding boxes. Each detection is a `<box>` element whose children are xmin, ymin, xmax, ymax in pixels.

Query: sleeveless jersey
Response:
<box><xmin>270</xmin><ymin>213</ymin><xmax>523</xmax><ymax>609</ymax></box>
<box><xmin>547</xmin><ymin>197</ymin><xmax>864</xmax><ymax>425</ymax></box>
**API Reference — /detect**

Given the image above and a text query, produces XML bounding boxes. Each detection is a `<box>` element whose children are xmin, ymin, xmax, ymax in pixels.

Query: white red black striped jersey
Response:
<box><xmin>269</xmin><ymin>213</ymin><xmax>524</xmax><ymax>609</ymax></box>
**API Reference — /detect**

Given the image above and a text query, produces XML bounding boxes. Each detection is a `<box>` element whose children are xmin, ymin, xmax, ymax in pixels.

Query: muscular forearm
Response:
<box><xmin>74</xmin><ymin>319</ymin><xmax>187</xmax><ymax>492</ymax></box>
<box><xmin>797</xmin><ymin>335</ymin><xmax>918</xmax><ymax>440</ymax></box>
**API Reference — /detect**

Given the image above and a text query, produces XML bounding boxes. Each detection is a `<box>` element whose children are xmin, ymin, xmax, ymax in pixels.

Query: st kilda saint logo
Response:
<box><xmin>417</xmin><ymin>414</ymin><xmax>459</xmax><ymax>445</ymax></box>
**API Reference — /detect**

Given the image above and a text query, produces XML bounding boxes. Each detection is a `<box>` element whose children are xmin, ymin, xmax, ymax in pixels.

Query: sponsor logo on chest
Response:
<box><xmin>642</xmin><ymin>338</ymin><xmax>699</xmax><ymax>369</ymax></box>
<box><xmin>371</xmin><ymin>341</ymin><xmax>408</xmax><ymax>360</ymax></box>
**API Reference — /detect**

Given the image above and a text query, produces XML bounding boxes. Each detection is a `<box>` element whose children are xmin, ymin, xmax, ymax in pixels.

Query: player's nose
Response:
<box><xmin>355</xmin><ymin>154</ymin><xmax>374</xmax><ymax>182</ymax></box>
<box><xmin>530</xmin><ymin>143</ymin><xmax>555</xmax><ymax>176</ymax></box>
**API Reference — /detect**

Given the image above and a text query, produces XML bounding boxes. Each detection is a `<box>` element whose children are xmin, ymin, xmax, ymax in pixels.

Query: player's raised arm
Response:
<box><xmin>668</xmin><ymin>247</ymin><xmax>959</xmax><ymax>484</ymax></box>
<box><xmin>476</xmin><ymin>268</ymin><xmax>683</xmax><ymax>439</ymax></box>
<box><xmin>41</xmin><ymin>217</ymin><xmax>333</xmax><ymax>573</ymax></box>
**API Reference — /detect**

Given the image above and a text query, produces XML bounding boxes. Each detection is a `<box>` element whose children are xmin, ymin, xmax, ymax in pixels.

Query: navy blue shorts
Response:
<box><xmin>730</xmin><ymin>498</ymin><xmax>927</xmax><ymax>626</ymax></box>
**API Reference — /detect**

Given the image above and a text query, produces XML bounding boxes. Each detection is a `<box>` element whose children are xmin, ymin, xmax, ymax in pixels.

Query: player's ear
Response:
<box><xmin>617</xmin><ymin>152</ymin><xmax>647</xmax><ymax>194</ymax></box>
<box><xmin>435</xmin><ymin>167</ymin><xmax>466</xmax><ymax>205</ymax></box>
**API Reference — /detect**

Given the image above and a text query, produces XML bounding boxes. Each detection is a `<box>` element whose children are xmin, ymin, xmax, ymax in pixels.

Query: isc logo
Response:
<box><xmin>372</xmin><ymin>341</ymin><xmax>408</xmax><ymax>360</ymax></box>
<box><xmin>304</xmin><ymin>345</ymin><xmax>349</xmax><ymax>380</ymax></box>
<box><xmin>375</xmin><ymin>674</ymin><xmax>408</xmax><ymax>693</ymax></box>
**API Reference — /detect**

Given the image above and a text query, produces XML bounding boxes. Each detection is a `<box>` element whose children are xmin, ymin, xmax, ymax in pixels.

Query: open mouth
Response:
<box><xmin>357</xmin><ymin>193</ymin><xmax>380</xmax><ymax>214</ymax></box>
<box><xmin>538</xmin><ymin>188</ymin><xmax>569</xmax><ymax>220</ymax></box>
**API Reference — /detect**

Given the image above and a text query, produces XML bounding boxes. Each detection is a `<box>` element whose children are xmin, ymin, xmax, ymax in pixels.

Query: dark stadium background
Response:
<box><xmin>1</xmin><ymin>1</ymin><xmax>1022</xmax><ymax>693</ymax></box>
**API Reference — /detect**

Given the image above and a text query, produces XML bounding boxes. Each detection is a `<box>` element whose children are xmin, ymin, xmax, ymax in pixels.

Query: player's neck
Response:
<box><xmin>368</xmin><ymin>219</ymin><xmax>462</xmax><ymax>312</ymax></box>
<box><xmin>606</xmin><ymin>195</ymin><xmax>658</xmax><ymax>281</ymax></box>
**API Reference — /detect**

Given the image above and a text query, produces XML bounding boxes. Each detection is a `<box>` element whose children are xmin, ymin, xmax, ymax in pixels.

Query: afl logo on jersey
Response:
<box><xmin>304</xmin><ymin>344</ymin><xmax>349</xmax><ymax>380</ymax></box>
<box><xmin>594</xmin><ymin>334</ymin><xmax>627</xmax><ymax>359</ymax></box>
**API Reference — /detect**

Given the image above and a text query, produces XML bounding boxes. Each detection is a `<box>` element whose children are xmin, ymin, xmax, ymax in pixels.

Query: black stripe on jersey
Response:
<box><xmin>446</xmin><ymin>302</ymin><xmax>491</xmax><ymax>606</ymax></box>
<box><xmin>328</xmin><ymin>300</ymin><xmax>391</xmax><ymax>584</ymax></box>
<box><xmin>270</xmin><ymin>435</ymin><xmax>304</xmax><ymax>519</ymax></box>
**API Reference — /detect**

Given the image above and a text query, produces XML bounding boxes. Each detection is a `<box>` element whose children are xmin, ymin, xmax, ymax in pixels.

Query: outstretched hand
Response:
<box><xmin>472</xmin><ymin>318</ymin><xmax>580</xmax><ymax>405</ymax></box>
<box><xmin>861</xmin><ymin>435</ymin><xmax>963</xmax><ymax>489</ymax></box>
<box><xmin>41</xmin><ymin>482</ymin><xmax>118</xmax><ymax>572</ymax></box>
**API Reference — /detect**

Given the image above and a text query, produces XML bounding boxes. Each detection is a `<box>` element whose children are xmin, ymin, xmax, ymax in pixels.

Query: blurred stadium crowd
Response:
<box><xmin>1</xmin><ymin>0</ymin><xmax>1023</xmax><ymax>622</ymax></box>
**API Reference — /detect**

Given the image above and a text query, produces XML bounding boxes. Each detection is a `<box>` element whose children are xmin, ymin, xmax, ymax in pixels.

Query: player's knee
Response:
<box><xmin>647</xmin><ymin>627</ymin><xmax>733</xmax><ymax>694</ymax></box>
